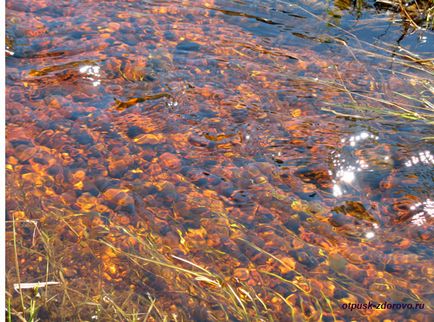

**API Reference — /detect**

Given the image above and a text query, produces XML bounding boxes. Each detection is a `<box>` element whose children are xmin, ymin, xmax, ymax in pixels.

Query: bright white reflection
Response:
<box><xmin>364</xmin><ymin>222</ymin><xmax>379</xmax><ymax>240</ymax></box>
<box><xmin>404</xmin><ymin>150</ymin><xmax>434</xmax><ymax>167</ymax></box>
<box><xmin>333</xmin><ymin>184</ymin><xmax>343</xmax><ymax>197</ymax></box>
<box><xmin>410</xmin><ymin>199</ymin><xmax>434</xmax><ymax>226</ymax></box>
<box><xmin>79</xmin><ymin>64</ymin><xmax>101</xmax><ymax>86</ymax></box>
<box><xmin>365</xmin><ymin>231</ymin><xmax>375</xmax><ymax>239</ymax></box>
<box><xmin>338</xmin><ymin>169</ymin><xmax>355</xmax><ymax>184</ymax></box>
<box><xmin>331</xmin><ymin>131</ymin><xmax>378</xmax><ymax>197</ymax></box>
<box><xmin>6</xmin><ymin>38</ymin><xmax>14</xmax><ymax>56</ymax></box>
<box><xmin>166</xmin><ymin>99</ymin><xmax>178</xmax><ymax>108</ymax></box>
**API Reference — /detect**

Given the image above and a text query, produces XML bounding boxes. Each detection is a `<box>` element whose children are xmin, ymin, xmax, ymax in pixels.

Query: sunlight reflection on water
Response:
<box><xmin>79</xmin><ymin>64</ymin><xmax>101</xmax><ymax>87</ymax></box>
<box><xmin>404</xmin><ymin>150</ymin><xmax>434</xmax><ymax>167</ymax></box>
<box><xmin>410</xmin><ymin>198</ymin><xmax>434</xmax><ymax>226</ymax></box>
<box><xmin>330</xmin><ymin>131</ymin><xmax>378</xmax><ymax>197</ymax></box>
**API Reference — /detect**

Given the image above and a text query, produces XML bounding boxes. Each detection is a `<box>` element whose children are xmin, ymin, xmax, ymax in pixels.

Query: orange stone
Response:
<box><xmin>159</xmin><ymin>152</ymin><xmax>181</xmax><ymax>169</ymax></box>
<box><xmin>234</xmin><ymin>268</ymin><xmax>250</xmax><ymax>281</ymax></box>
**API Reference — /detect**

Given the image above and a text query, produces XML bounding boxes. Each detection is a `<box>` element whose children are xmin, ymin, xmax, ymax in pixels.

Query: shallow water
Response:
<box><xmin>6</xmin><ymin>0</ymin><xmax>433</xmax><ymax>320</ymax></box>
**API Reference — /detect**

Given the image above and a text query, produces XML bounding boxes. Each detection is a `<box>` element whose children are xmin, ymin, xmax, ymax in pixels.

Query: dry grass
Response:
<box><xmin>286</xmin><ymin>0</ymin><xmax>434</xmax><ymax>124</ymax></box>
<box><xmin>5</xmin><ymin>212</ymin><xmax>275</xmax><ymax>321</ymax></box>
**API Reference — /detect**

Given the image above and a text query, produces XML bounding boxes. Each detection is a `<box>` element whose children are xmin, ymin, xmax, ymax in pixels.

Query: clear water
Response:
<box><xmin>6</xmin><ymin>0</ymin><xmax>433</xmax><ymax>320</ymax></box>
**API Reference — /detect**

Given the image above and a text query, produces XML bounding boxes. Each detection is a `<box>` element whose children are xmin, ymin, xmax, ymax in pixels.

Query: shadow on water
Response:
<box><xmin>5</xmin><ymin>0</ymin><xmax>433</xmax><ymax>320</ymax></box>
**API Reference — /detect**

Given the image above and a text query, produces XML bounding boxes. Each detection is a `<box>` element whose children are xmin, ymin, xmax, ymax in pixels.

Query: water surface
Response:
<box><xmin>6</xmin><ymin>0</ymin><xmax>433</xmax><ymax>320</ymax></box>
